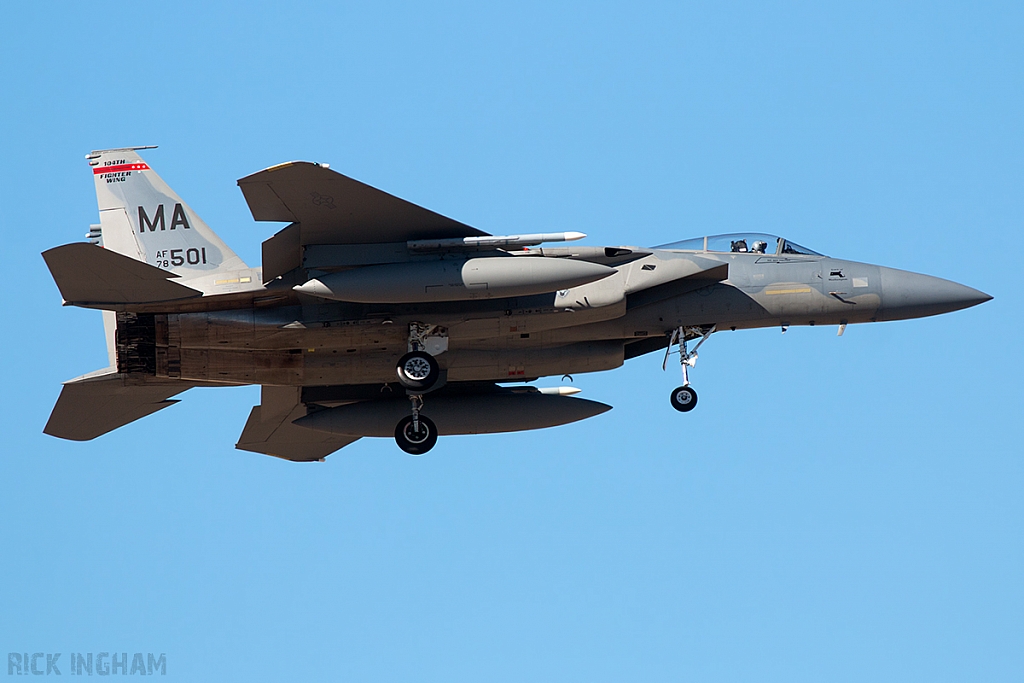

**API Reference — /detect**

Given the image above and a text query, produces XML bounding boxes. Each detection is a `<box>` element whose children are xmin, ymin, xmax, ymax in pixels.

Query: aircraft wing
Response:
<box><xmin>236</xmin><ymin>386</ymin><xmax>360</xmax><ymax>462</ymax></box>
<box><xmin>237</xmin><ymin>161</ymin><xmax>488</xmax><ymax>245</ymax></box>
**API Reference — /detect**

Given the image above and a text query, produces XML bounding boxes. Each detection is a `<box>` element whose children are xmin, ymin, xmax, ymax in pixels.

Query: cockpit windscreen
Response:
<box><xmin>779</xmin><ymin>239</ymin><xmax>822</xmax><ymax>256</ymax></box>
<box><xmin>706</xmin><ymin>233</ymin><xmax>780</xmax><ymax>254</ymax></box>
<box><xmin>655</xmin><ymin>233</ymin><xmax>824</xmax><ymax>256</ymax></box>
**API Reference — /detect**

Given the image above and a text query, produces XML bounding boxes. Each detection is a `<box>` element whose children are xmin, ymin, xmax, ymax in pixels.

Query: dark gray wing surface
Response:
<box><xmin>42</xmin><ymin>243</ymin><xmax>201</xmax><ymax>307</ymax></box>
<box><xmin>237</xmin><ymin>161</ymin><xmax>487</xmax><ymax>245</ymax></box>
<box><xmin>236</xmin><ymin>386</ymin><xmax>360</xmax><ymax>462</ymax></box>
<box><xmin>44</xmin><ymin>372</ymin><xmax>194</xmax><ymax>441</ymax></box>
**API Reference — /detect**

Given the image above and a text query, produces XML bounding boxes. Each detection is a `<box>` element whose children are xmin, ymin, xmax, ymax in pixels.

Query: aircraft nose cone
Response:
<box><xmin>877</xmin><ymin>267</ymin><xmax>992</xmax><ymax>321</ymax></box>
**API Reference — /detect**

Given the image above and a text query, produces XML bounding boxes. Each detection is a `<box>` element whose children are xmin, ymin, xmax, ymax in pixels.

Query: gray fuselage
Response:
<box><xmin>115</xmin><ymin>244</ymin><xmax>987</xmax><ymax>389</ymax></box>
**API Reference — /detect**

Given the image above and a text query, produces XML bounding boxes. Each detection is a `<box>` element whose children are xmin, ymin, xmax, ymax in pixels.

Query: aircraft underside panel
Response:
<box><xmin>116</xmin><ymin>309</ymin><xmax>628</xmax><ymax>386</ymax></box>
<box><xmin>137</xmin><ymin>340</ymin><xmax>624</xmax><ymax>386</ymax></box>
<box><xmin>442</xmin><ymin>341</ymin><xmax>624</xmax><ymax>382</ymax></box>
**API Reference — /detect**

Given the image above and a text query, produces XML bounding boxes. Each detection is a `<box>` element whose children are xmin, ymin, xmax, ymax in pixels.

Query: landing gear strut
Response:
<box><xmin>663</xmin><ymin>324</ymin><xmax>715</xmax><ymax>413</ymax></box>
<box><xmin>395</xmin><ymin>394</ymin><xmax>438</xmax><ymax>455</ymax></box>
<box><xmin>395</xmin><ymin>322</ymin><xmax>446</xmax><ymax>391</ymax></box>
<box><xmin>394</xmin><ymin>322</ymin><xmax>446</xmax><ymax>453</ymax></box>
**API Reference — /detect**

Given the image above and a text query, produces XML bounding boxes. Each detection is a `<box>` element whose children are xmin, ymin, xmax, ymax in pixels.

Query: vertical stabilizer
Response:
<box><xmin>88</xmin><ymin>147</ymin><xmax>248</xmax><ymax>277</ymax></box>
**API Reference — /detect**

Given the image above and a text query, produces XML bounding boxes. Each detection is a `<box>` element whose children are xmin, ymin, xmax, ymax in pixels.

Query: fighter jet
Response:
<box><xmin>42</xmin><ymin>147</ymin><xmax>992</xmax><ymax>459</ymax></box>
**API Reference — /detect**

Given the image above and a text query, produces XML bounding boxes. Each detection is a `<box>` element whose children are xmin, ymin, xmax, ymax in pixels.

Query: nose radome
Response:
<box><xmin>877</xmin><ymin>267</ymin><xmax>992</xmax><ymax>321</ymax></box>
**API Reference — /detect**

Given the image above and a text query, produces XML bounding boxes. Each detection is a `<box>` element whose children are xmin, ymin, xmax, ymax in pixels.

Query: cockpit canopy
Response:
<box><xmin>655</xmin><ymin>233</ymin><xmax>824</xmax><ymax>256</ymax></box>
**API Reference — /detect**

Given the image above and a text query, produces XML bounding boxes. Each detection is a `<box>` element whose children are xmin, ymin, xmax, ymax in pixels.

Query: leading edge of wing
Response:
<box><xmin>236</xmin><ymin>161</ymin><xmax>488</xmax><ymax>245</ymax></box>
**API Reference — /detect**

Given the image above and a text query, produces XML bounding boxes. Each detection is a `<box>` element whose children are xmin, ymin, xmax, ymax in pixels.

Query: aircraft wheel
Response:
<box><xmin>670</xmin><ymin>386</ymin><xmax>698</xmax><ymax>412</ymax></box>
<box><xmin>395</xmin><ymin>415</ymin><xmax>438</xmax><ymax>455</ymax></box>
<box><xmin>396</xmin><ymin>351</ymin><xmax>440</xmax><ymax>391</ymax></box>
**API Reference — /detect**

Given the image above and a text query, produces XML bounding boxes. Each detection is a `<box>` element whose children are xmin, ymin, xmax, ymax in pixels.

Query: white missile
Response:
<box><xmin>407</xmin><ymin>231</ymin><xmax>586</xmax><ymax>251</ymax></box>
<box><xmin>295</xmin><ymin>255</ymin><xmax>615</xmax><ymax>303</ymax></box>
<box><xmin>537</xmin><ymin>386</ymin><xmax>581</xmax><ymax>396</ymax></box>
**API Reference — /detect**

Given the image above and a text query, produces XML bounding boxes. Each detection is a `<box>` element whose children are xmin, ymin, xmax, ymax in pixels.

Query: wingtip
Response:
<box><xmin>238</xmin><ymin>160</ymin><xmax>326</xmax><ymax>182</ymax></box>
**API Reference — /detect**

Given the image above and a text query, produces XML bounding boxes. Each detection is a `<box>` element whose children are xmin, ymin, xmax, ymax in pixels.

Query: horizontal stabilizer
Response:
<box><xmin>236</xmin><ymin>387</ymin><xmax>360</xmax><ymax>462</ymax></box>
<box><xmin>44</xmin><ymin>372</ymin><xmax>193</xmax><ymax>441</ymax></box>
<box><xmin>42</xmin><ymin>243</ymin><xmax>202</xmax><ymax>307</ymax></box>
<box><xmin>238</xmin><ymin>161</ymin><xmax>487</xmax><ymax>245</ymax></box>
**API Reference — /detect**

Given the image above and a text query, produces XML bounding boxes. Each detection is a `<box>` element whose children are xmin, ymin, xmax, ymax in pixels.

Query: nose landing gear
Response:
<box><xmin>670</xmin><ymin>385</ymin><xmax>697</xmax><ymax>412</ymax></box>
<box><xmin>663</xmin><ymin>325</ymin><xmax>715</xmax><ymax>413</ymax></box>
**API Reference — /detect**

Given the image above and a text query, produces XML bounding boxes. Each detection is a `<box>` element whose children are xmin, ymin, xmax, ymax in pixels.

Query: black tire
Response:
<box><xmin>670</xmin><ymin>385</ymin><xmax>698</xmax><ymax>412</ymax></box>
<box><xmin>394</xmin><ymin>415</ymin><xmax>438</xmax><ymax>455</ymax></box>
<box><xmin>396</xmin><ymin>351</ymin><xmax>440</xmax><ymax>391</ymax></box>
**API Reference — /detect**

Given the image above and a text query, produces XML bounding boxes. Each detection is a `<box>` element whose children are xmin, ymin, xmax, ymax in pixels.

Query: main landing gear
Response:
<box><xmin>394</xmin><ymin>322</ymin><xmax>447</xmax><ymax>454</ymax></box>
<box><xmin>663</xmin><ymin>325</ymin><xmax>715</xmax><ymax>413</ymax></box>
<box><xmin>395</xmin><ymin>322</ymin><xmax>446</xmax><ymax>392</ymax></box>
<box><xmin>396</xmin><ymin>351</ymin><xmax>439</xmax><ymax>390</ymax></box>
<box><xmin>395</xmin><ymin>394</ymin><xmax>438</xmax><ymax>455</ymax></box>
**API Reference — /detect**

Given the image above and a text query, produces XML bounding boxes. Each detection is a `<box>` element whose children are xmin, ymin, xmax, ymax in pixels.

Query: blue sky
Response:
<box><xmin>1</xmin><ymin>1</ymin><xmax>1021</xmax><ymax>680</ymax></box>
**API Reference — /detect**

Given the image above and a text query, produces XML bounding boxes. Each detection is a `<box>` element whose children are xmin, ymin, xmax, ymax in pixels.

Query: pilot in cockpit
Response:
<box><xmin>751</xmin><ymin>240</ymin><xmax>768</xmax><ymax>254</ymax></box>
<box><xmin>730</xmin><ymin>239</ymin><xmax>748</xmax><ymax>253</ymax></box>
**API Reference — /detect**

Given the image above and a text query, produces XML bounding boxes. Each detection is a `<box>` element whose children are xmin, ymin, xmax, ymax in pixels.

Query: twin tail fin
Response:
<box><xmin>87</xmin><ymin>146</ymin><xmax>249</xmax><ymax>279</ymax></box>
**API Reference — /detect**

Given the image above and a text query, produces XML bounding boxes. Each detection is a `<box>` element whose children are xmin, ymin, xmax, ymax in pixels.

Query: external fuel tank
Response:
<box><xmin>295</xmin><ymin>390</ymin><xmax>612</xmax><ymax>436</ymax></box>
<box><xmin>293</xmin><ymin>255</ymin><xmax>615</xmax><ymax>303</ymax></box>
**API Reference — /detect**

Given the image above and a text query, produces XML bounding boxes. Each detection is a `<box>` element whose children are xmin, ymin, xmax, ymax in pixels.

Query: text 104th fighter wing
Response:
<box><xmin>41</xmin><ymin>148</ymin><xmax>992</xmax><ymax>459</ymax></box>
